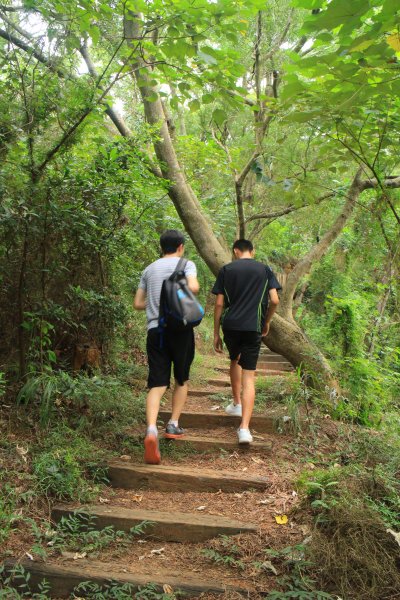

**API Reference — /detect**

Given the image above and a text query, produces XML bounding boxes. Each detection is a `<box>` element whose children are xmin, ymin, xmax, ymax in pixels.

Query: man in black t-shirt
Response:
<box><xmin>212</xmin><ymin>239</ymin><xmax>281</xmax><ymax>444</ymax></box>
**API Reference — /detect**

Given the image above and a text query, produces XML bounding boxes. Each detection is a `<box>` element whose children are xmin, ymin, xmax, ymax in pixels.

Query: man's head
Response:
<box><xmin>232</xmin><ymin>238</ymin><xmax>254</xmax><ymax>259</ymax></box>
<box><xmin>160</xmin><ymin>229</ymin><xmax>185</xmax><ymax>256</ymax></box>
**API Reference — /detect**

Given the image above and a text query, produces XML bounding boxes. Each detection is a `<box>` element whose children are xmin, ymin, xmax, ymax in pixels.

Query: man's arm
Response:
<box><xmin>133</xmin><ymin>288</ymin><xmax>146</xmax><ymax>310</ymax></box>
<box><xmin>262</xmin><ymin>288</ymin><xmax>279</xmax><ymax>337</ymax></box>
<box><xmin>187</xmin><ymin>275</ymin><xmax>200</xmax><ymax>294</ymax></box>
<box><xmin>213</xmin><ymin>294</ymin><xmax>224</xmax><ymax>352</ymax></box>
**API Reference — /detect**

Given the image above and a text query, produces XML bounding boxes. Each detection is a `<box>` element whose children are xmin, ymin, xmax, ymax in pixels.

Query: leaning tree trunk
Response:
<box><xmin>123</xmin><ymin>14</ymin><xmax>371</xmax><ymax>396</ymax></box>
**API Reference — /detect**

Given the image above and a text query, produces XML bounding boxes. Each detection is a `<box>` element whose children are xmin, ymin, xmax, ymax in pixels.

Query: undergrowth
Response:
<box><xmin>296</xmin><ymin>428</ymin><xmax>400</xmax><ymax>599</ymax></box>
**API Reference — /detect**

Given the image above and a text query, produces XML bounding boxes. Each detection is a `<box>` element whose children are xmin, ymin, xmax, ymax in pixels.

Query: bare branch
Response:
<box><xmin>0</xmin><ymin>27</ymin><xmax>66</xmax><ymax>77</ymax></box>
<box><xmin>245</xmin><ymin>193</ymin><xmax>334</xmax><ymax>224</ymax></box>
<box><xmin>264</xmin><ymin>9</ymin><xmax>293</xmax><ymax>61</ymax></box>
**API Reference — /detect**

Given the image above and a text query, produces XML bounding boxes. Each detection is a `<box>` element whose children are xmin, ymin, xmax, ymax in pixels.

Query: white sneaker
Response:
<box><xmin>225</xmin><ymin>402</ymin><xmax>242</xmax><ymax>416</ymax></box>
<box><xmin>237</xmin><ymin>428</ymin><xmax>253</xmax><ymax>444</ymax></box>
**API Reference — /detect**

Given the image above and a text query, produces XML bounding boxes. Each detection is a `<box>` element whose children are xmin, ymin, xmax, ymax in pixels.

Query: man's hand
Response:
<box><xmin>214</xmin><ymin>334</ymin><xmax>223</xmax><ymax>353</ymax></box>
<box><xmin>261</xmin><ymin>322</ymin><xmax>270</xmax><ymax>338</ymax></box>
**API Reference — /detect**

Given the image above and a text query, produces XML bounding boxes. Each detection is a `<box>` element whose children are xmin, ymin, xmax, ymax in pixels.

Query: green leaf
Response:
<box><xmin>189</xmin><ymin>99</ymin><xmax>200</xmax><ymax>112</ymax></box>
<box><xmin>212</xmin><ymin>108</ymin><xmax>227</xmax><ymax>126</ymax></box>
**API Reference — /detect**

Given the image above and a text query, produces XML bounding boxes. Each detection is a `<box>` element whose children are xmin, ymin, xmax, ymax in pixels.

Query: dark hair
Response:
<box><xmin>232</xmin><ymin>238</ymin><xmax>253</xmax><ymax>253</ymax></box>
<box><xmin>160</xmin><ymin>229</ymin><xmax>185</xmax><ymax>254</ymax></box>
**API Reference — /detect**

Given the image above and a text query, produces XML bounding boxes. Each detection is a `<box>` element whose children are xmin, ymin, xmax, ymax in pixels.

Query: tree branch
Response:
<box><xmin>279</xmin><ymin>169</ymin><xmax>365</xmax><ymax>318</ymax></box>
<box><xmin>245</xmin><ymin>193</ymin><xmax>334</xmax><ymax>224</ymax></box>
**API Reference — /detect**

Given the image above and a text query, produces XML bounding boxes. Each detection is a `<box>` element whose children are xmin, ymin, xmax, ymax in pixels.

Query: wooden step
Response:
<box><xmin>52</xmin><ymin>504</ymin><xmax>257</xmax><ymax>542</ymax></box>
<box><xmin>207</xmin><ymin>378</ymin><xmax>231</xmax><ymax>387</ymax></box>
<box><xmin>188</xmin><ymin>387</ymin><xmax>226</xmax><ymax>397</ymax></box>
<box><xmin>108</xmin><ymin>461</ymin><xmax>268</xmax><ymax>492</ymax></box>
<box><xmin>3</xmin><ymin>559</ymin><xmax>249</xmax><ymax>598</ymax></box>
<box><xmin>159</xmin><ymin>409</ymin><xmax>277</xmax><ymax>432</ymax></box>
<box><xmin>168</xmin><ymin>434</ymin><xmax>272</xmax><ymax>453</ymax></box>
<box><xmin>257</xmin><ymin>361</ymin><xmax>293</xmax><ymax>369</ymax></box>
<box><xmin>258</xmin><ymin>355</ymin><xmax>290</xmax><ymax>363</ymax></box>
<box><xmin>217</xmin><ymin>366</ymin><xmax>292</xmax><ymax>376</ymax></box>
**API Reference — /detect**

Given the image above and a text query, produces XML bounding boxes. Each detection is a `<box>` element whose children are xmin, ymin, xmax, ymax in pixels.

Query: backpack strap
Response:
<box><xmin>170</xmin><ymin>257</ymin><xmax>188</xmax><ymax>279</ymax></box>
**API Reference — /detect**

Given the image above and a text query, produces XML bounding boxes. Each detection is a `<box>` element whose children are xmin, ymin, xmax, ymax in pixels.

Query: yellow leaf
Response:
<box><xmin>387</xmin><ymin>33</ymin><xmax>400</xmax><ymax>52</ymax></box>
<box><xmin>275</xmin><ymin>514</ymin><xmax>288</xmax><ymax>525</ymax></box>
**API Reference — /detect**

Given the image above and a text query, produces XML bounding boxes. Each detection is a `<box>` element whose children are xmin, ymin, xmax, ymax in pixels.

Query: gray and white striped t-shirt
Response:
<box><xmin>138</xmin><ymin>257</ymin><xmax>197</xmax><ymax>330</ymax></box>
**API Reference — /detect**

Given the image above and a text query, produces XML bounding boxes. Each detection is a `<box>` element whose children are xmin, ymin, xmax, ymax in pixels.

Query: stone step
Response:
<box><xmin>159</xmin><ymin>409</ymin><xmax>277</xmax><ymax>432</ymax></box>
<box><xmin>167</xmin><ymin>434</ymin><xmax>272</xmax><ymax>453</ymax></box>
<box><xmin>52</xmin><ymin>504</ymin><xmax>257</xmax><ymax>542</ymax></box>
<box><xmin>107</xmin><ymin>461</ymin><xmax>268</xmax><ymax>493</ymax></box>
<box><xmin>3</xmin><ymin>559</ymin><xmax>248</xmax><ymax>598</ymax></box>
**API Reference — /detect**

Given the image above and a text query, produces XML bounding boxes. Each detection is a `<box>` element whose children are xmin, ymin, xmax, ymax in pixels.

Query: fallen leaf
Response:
<box><xmin>99</xmin><ymin>497</ymin><xmax>110</xmax><ymax>504</ymax></box>
<box><xmin>196</xmin><ymin>505</ymin><xmax>207</xmax><ymax>511</ymax></box>
<box><xmin>333</xmin><ymin>463</ymin><xmax>341</xmax><ymax>469</ymax></box>
<box><xmin>275</xmin><ymin>514</ymin><xmax>288</xmax><ymax>525</ymax></box>
<box><xmin>119</xmin><ymin>455</ymin><xmax>132</xmax><ymax>461</ymax></box>
<box><xmin>242</xmin><ymin>467</ymin><xmax>248</xmax><ymax>471</ymax></box>
<box><xmin>292</xmin><ymin>491</ymin><xmax>298</xmax><ymax>497</ymax></box>
<box><xmin>138</xmin><ymin>539</ymin><xmax>147</xmax><ymax>544</ymax></box>
<box><xmin>252</xmin><ymin>434</ymin><xmax>265</xmax><ymax>440</ymax></box>
<box><xmin>234</xmin><ymin>493</ymin><xmax>244</xmax><ymax>498</ymax></box>
<box><xmin>258</xmin><ymin>499</ymin><xmax>274</xmax><ymax>505</ymax></box>
<box><xmin>73</xmin><ymin>552</ymin><xmax>87</xmax><ymax>560</ymax></box>
<box><xmin>132</xmin><ymin>494</ymin><xmax>143</xmax><ymax>503</ymax></box>
<box><xmin>138</xmin><ymin>555</ymin><xmax>146</xmax><ymax>561</ymax></box>
<box><xmin>25</xmin><ymin>552</ymin><xmax>33</xmax><ymax>561</ymax></box>
<box><xmin>150</xmin><ymin>547</ymin><xmax>165</xmax><ymax>555</ymax></box>
<box><xmin>17</xmin><ymin>445</ymin><xmax>29</xmax><ymax>463</ymax></box>
<box><xmin>163</xmin><ymin>584</ymin><xmax>174</xmax><ymax>594</ymax></box>
<box><xmin>251</xmin><ymin>456</ymin><xmax>264</xmax><ymax>464</ymax></box>
<box><xmin>210</xmin><ymin>405</ymin><xmax>221</xmax><ymax>411</ymax></box>
<box><xmin>260</xmin><ymin>560</ymin><xmax>278</xmax><ymax>575</ymax></box>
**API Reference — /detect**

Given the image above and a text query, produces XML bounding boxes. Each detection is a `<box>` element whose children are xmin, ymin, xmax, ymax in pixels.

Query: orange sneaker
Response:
<box><xmin>144</xmin><ymin>432</ymin><xmax>161</xmax><ymax>464</ymax></box>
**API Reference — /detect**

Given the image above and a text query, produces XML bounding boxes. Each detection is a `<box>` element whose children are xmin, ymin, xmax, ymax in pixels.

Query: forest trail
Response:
<box><xmin>6</xmin><ymin>349</ymin><xmax>302</xmax><ymax>599</ymax></box>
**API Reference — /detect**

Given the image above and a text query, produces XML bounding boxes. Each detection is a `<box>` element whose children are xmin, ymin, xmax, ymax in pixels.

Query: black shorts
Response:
<box><xmin>223</xmin><ymin>330</ymin><xmax>262</xmax><ymax>371</ymax></box>
<box><xmin>146</xmin><ymin>328</ymin><xmax>195</xmax><ymax>388</ymax></box>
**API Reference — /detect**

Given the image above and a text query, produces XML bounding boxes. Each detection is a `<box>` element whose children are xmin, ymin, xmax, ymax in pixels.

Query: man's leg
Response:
<box><xmin>146</xmin><ymin>385</ymin><xmax>168</xmax><ymax>428</ymax></box>
<box><xmin>145</xmin><ymin>329</ymin><xmax>171</xmax><ymax>464</ymax></box>
<box><xmin>236</xmin><ymin>332</ymin><xmax>260</xmax><ymax>443</ymax></box>
<box><xmin>170</xmin><ymin>380</ymin><xmax>188</xmax><ymax>422</ymax></box>
<box><xmin>240</xmin><ymin>369</ymin><xmax>256</xmax><ymax>430</ymax></box>
<box><xmin>230</xmin><ymin>359</ymin><xmax>242</xmax><ymax>406</ymax></box>
<box><xmin>166</xmin><ymin>329</ymin><xmax>194</xmax><ymax>438</ymax></box>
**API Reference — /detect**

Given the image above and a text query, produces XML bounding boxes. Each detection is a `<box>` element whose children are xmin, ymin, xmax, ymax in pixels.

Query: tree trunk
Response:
<box><xmin>123</xmin><ymin>13</ymin><xmax>366</xmax><ymax>395</ymax></box>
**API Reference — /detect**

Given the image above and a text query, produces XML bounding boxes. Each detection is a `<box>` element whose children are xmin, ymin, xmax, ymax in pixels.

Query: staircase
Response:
<box><xmin>6</xmin><ymin>349</ymin><xmax>295</xmax><ymax>598</ymax></box>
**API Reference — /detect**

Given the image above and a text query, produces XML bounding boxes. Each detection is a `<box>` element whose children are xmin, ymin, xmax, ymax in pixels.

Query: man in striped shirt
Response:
<box><xmin>212</xmin><ymin>239</ymin><xmax>281</xmax><ymax>444</ymax></box>
<box><xmin>134</xmin><ymin>230</ymin><xmax>200</xmax><ymax>464</ymax></box>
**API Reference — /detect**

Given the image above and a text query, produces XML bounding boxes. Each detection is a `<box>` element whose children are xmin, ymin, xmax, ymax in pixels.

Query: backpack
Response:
<box><xmin>158</xmin><ymin>258</ymin><xmax>204</xmax><ymax>331</ymax></box>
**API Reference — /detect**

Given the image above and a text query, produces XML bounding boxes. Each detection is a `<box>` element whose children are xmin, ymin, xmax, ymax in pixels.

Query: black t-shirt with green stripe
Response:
<box><xmin>212</xmin><ymin>259</ymin><xmax>282</xmax><ymax>333</ymax></box>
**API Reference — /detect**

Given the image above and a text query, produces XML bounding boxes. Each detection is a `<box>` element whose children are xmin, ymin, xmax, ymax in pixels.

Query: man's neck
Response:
<box><xmin>163</xmin><ymin>252</ymin><xmax>182</xmax><ymax>258</ymax></box>
<box><xmin>238</xmin><ymin>252</ymin><xmax>253</xmax><ymax>259</ymax></box>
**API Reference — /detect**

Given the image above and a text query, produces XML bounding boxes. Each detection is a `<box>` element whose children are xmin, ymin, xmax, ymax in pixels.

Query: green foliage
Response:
<box><xmin>202</xmin><ymin>535</ymin><xmax>245</xmax><ymax>570</ymax></box>
<box><xmin>17</xmin><ymin>370</ymin><xmax>145</xmax><ymax>434</ymax></box>
<box><xmin>32</xmin><ymin>446</ymin><xmax>96</xmax><ymax>502</ymax></box>
<box><xmin>264</xmin><ymin>545</ymin><xmax>335</xmax><ymax>599</ymax></box>
<box><xmin>0</xmin><ymin>565</ymin><xmax>50</xmax><ymax>599</ymax></box>
<box><xmin>73</xmin><ymin>580</ymin><xmax>182</xmax><ymax>599</ymax></box>
<box><xmin>0</xmin><ymin>482</ymin><xmax>22</xmax><ymax>545</ymax></box>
